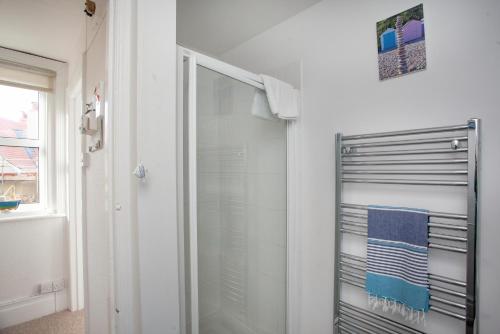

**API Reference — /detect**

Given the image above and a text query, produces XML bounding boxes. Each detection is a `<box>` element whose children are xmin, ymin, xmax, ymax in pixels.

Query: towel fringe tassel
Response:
<box><xmin>367</xmin><ymin>294</ymin><xmax>426</xmax><ymax>325</ymax></box>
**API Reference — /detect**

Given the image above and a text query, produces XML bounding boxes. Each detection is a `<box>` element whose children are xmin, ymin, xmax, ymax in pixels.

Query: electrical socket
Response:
<box><xmin>52</xmin><ymin>279</ymin><xmax>65</xmax><ymax>292</ymax></box>
<box><xmin>40</xmin><ymin>282</ymin><xmax>53</xmax><ymax>294</ymax></box>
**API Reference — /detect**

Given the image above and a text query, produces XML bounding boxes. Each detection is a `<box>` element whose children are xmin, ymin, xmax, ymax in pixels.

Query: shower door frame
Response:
<box><xmin>176</xmin><ymin>46</ymin><xmax>300</xmax><ymax>334</ymax></box>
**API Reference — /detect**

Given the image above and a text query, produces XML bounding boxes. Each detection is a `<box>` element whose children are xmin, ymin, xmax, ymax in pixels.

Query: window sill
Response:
<box><xmin>0</xmin><ymin>212</ymin><xmax>66</xmax><ymax>223</ymax></box>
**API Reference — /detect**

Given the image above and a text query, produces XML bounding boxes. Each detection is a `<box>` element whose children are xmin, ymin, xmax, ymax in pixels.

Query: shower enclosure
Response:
<box><xmin>177</xmin><ymin>47</ymin><xmax>289</xmax><ymax>334</ymax></box>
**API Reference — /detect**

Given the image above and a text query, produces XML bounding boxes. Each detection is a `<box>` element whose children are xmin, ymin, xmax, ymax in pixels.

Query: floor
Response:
<box><xmin>0</xmin><ymin>310</ymin><xmax>84</xmax><ymax>334</ymax></box>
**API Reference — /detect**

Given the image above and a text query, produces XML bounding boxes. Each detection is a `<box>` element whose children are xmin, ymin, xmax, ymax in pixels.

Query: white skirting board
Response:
<box><xmin>0</xmin><ymin>289</ymin><xmax>68</xmax><ymax>329</ymax></box>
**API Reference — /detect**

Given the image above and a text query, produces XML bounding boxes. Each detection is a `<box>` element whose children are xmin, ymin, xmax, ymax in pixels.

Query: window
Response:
<box><xmin>0</xmin><ymin>48</ymin><xmax>64</xmax><ymax>216</ymax></box>
<box><xmin>0</xmin><ymin>84</ymin><xmax>45</xmax><ymax>206</ymax></box>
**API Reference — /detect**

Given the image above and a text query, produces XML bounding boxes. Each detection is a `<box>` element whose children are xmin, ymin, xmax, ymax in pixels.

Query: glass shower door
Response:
<box><xmin>188</xmin><ymin>64</ymin><xmax>287</xmax><ymax>334</ymax></box>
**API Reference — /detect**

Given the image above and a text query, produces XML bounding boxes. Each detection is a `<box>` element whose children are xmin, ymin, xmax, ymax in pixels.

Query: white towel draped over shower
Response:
<box><xmin>251</xmin><ymin>74</ymin><xmax>299</xmax><ymax>120</ymax></box>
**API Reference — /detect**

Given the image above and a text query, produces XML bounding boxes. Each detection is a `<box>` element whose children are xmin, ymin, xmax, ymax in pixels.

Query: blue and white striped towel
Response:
<box><xmin>366</xmin><ymin>205</ymin><xmax>430</xmax><ymax>323</ymax></box>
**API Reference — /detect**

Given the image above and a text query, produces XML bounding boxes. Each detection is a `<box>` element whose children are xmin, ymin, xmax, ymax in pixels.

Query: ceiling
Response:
<box><xmin>177</xmin><ymin>0</ymin><xmax>322</xmax><ymax>55</ymax></box>
<box><xmin>0</xmin><ymin>0</ymin><xmax>322</xmax><ymax>61</ymax></box>
<box><xmin>0</xmin><ymin>0</ymin><xmax>84</xmax><ymax>62</ymax></box>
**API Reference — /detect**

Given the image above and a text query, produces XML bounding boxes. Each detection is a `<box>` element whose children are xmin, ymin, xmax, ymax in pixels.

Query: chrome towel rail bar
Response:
<box><xmin>342</xmin><ymin>136</ymin><xmax>468</xmax><ymax>149</ymax></box>
<box><xmin>339</xmin><ymin>268</ymin><xmax>466</xmax><ymax>300</ymax></box>
<box><xmin>342</xmin><ymin>218</ymin><xmax>467</xmax><ymax>232</ymax></box>
<box><xmin>342</xmin><ymin>178</ymin><xmax>468</xmax><ymax>186</ymax></box>
<box><xmin>341</xmin><ymin>203</ymin><xmax>468</xmax><ymax>220</ymax></box>
<box><xmin>334</xmin><ymin>119</ymin><xmax>479</xmax><ymax>333</ymax></box>
<box><xmin>342</xmin><ymin>124</ymin><xmax>469</xmax><ymax>141</ymax></box>
<box><xmin>342</xmin><ymin>158</ymin><xmax>468</xmax><ymax>165</ymax></box>
<box><xmin>339</xmin><ymin>228</ymin><xmax>467</xmax><ymax>253</ymax></box>
<box><xmin>341</xmin><ymin>220</ymin><xmax>467</xmax><ymax>240</ymax></box>
<box><xmin>339</xmin><ymin>252</ymin><xmax>467</xmax><ymax>288</ymax></box>
<box><xmin>339</xmin><ymin>276</ymin><xmax>466</xmax><ymax>321</ymax></box>
<box><xmin>342</xmin><ymin>147</ymin><xmax>468</xmax><ymax>157</ymax></box>
<box><xmin>342</xmin><ymin>169</ymin><xmax>468</xmax><ymax>175</ymax></box>
<box><xmin>339</xmin><ymin>302</ymin><xmax>425</xmax><ymax>334</ymax></box>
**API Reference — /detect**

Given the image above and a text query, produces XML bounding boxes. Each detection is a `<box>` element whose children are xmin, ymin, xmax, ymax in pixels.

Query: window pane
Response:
<box><xmin>0</xmin><ymin>146</ymin><xmax>39</xmax><ymax>204</ymax></box>
<box><xmin>0</xmin><ymin>85</ymin><xmax>39</xmax><ymax>140</ymax></box>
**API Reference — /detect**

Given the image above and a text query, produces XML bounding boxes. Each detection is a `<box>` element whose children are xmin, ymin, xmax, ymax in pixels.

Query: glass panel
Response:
<box><xmin>0</xmin><ymin>146</ymin><xmax>39</xmax><ymax>203</ymax></box>
<box><xmin>196</xmin><ymin>65</ymin><xmax>287</xmax><ymax>334</ymax></box>
<box><xmin>0</xmin><ymin>84</ymin><xmax>39</xmax><ymax>140</ymax></box>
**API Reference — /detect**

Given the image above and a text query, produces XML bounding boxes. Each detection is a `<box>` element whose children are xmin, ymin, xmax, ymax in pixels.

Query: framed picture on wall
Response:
<box><xmin>376</xmin><ymin>4</ymin><xmax>427</xmax><ymax>80</ymax></box>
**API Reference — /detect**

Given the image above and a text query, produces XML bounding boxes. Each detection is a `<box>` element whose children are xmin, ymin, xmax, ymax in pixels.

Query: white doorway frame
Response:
<box><xmin>107</xmin><ymin>0</ymin><xmax>139</xmax><ymax>333</ymax></box>
<box><xmin>108</xmin><ymin>0</ymin><xmax>179</xmax><ymax>332</ymax></box>
<box><xmin>67</xmin><ymin>78</ymin><xmax>85</xmax><ymax>312</ymax></box>
<box><xmin>176</xmin><ymin>46</ymin><xmax>301</xmax><ymax>334</ymax></box>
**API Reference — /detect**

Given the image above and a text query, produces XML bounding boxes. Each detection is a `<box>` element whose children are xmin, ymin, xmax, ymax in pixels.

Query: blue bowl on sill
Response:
<box><xmin>0</xmin><ymin>200</ymin><xmax>21</xmax><ymax>211</ymax></box>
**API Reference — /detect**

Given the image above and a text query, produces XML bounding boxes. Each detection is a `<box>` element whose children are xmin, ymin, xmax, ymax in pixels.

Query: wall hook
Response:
<box><xmin>84</xmin><ymin>0</ymin><xmax>96</xmax><ymax>17</ymax></box>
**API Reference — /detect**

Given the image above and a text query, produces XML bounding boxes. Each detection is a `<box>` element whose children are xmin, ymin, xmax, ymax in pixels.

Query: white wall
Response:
<box><xmin>135</xmin><ymin>0</ymin><xmax>180</xmax><ymax>333</ymax></box>
<box><xmin>0</xmin><ymin>216</ymin><xmax>68</xmax><ymax>329</ymax></box>
<box><xmin>222</xmin><ymin>0</ymin><xmax>500</xmax><ymax>333</ymax></box>
<box><xmin>83</xmin><ymin>2</ymin><xmax>112</xmax><ymax>332</ymax></box>
<box><xmin>177</xmin><ymin>0</ymin><xmax>321</xmax><ymax>55</ymax></box>
<box><xmin>0</xmin><ymin>0</ymin><xmax>83</xmax><ymax>65</ymax></box>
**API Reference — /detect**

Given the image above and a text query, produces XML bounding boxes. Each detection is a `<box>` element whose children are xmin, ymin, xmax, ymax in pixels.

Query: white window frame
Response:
<box><xmin>0</xmin><ymin>86</ymin><xmax>47</xmax><ymax>212</ymax></box>
<box><xmin>0</xmin><ymin>47</ymin><xmax>67</xmax><ymax>219</ymax></box>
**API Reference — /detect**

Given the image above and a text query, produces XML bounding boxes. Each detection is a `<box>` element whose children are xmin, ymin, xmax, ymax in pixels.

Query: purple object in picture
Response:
<box><xmin>403</xmin><ymin>19</ymin><xmax>424</xmax><ymax>43</ymax></box>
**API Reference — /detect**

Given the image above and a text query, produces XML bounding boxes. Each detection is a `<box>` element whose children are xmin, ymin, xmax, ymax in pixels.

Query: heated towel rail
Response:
<box><xmin>334</xmin><ymin>119</ymin><xmax>479</xmax><ymax>333</ymax></box>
